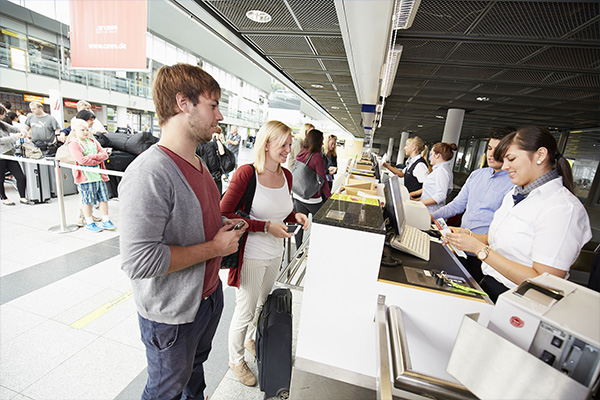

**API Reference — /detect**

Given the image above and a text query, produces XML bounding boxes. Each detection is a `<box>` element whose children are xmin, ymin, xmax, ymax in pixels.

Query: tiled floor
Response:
<box><xmin>0</xmin><ymin>145</ymin><xmax>303</xmax><ymax>400</ymax></box>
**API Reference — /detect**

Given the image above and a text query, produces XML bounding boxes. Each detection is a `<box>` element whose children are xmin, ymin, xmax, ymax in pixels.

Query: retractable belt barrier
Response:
<box><xmin>0</xmin><ymin>154</ymin><xmax>125</xmax><ymax>234</ymax></box>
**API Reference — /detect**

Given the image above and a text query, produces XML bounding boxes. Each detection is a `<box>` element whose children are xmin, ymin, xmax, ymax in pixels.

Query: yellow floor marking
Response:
<box><xmin>71</xmin><ymin>289</ymin><xmax>133</xmax><ymax>329</ymax></box>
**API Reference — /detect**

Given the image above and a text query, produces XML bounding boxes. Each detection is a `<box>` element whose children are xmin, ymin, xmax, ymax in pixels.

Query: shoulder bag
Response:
<box><xmin>291</xmin><ymin>152</ymin><xmax>324</xmax><ymax>198</ymax></box>
<box><xmin>218</xmin><ymin>141</ymin><xmax>236</xmax><ymax>174</ymax></box>
<box><xmin>221</xmin><ymin>165</ymin><xmax>257</xmax><ymax>269</ymax></box>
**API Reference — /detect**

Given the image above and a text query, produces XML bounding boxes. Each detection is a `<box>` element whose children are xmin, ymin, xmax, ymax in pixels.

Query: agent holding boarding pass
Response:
<box><xmin>445</xmin><ymin>126</ymin><xmax>591</xmax><ymax>303</ymax></box>
<box><xmin>220</xmin><ymin>120</ymin><xmax>308</xmax><ymax>386</ymax></box>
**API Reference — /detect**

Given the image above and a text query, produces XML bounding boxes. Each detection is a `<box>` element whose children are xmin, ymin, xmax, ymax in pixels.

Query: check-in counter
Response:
<box><xmin>291</xmin><ymin>192</ymin><xmax>494</xmax><ymax>399</ymax></box>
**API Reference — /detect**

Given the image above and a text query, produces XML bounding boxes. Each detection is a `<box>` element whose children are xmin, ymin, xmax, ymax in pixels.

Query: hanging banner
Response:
<box><xmin>49</xmin><ymin>89</ymin><xmax>65</xmax><ymax>129</ymax></box>
<box><xmin>69</xmin><ymin>0</ymin><xmax>147</xmax><ymax>70</ymax></box>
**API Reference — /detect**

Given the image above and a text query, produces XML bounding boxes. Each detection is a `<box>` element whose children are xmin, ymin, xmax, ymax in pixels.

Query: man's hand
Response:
<box><xmin>212</xmin><ymin>225</ymin><xmax>244</xmax><ymax>256</ymax></box>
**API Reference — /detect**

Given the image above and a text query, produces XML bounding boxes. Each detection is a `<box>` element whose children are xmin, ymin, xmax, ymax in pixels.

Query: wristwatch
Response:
<box><xmin>477</xmin><ymin>245</ymin><xmax>491</xmax><ymax>261</ymax></box>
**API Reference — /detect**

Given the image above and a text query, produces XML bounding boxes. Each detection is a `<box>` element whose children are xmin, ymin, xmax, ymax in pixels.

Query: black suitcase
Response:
<box><xmin>256</xmin><ymin>288</ymin><xmax>293</xmax><ymax>399</ymax></box>
<box><xmin>105</xmin><ymin>150</ymin><xmax>136</xmax><ymax>172</ymax></box>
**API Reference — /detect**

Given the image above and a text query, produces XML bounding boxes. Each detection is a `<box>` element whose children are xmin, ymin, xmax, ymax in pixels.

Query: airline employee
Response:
<box><xmin>446</xmin><ymin>126</ymin><xmax>592</xmax><ymax>302</ymax></box>
<box><xmin>382</xmin><ymin>136</ymin><xmax>429</xmax><ymax>196</ymax></box>
<box><xmin>412</xmin><ymin>142</ymin><xmax>457</xmax><ymax>213</ymax></box>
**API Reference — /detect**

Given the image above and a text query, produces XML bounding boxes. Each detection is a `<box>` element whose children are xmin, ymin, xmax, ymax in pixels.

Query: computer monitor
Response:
<box><xmin>384</xmin><ymin>175</ymin><xmax>406</xmax><ymax>236</ymax></box>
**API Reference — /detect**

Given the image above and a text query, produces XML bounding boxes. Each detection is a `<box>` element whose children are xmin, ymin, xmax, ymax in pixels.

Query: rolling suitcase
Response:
<box><xmin>21</xmin><ymin>162</ymin><xmax>51</xmax><ymax>203</ymax></box>
<box><xmin>256</xmin><ymin>288</ymin><xmax>293</xmax><ymax>399</ymax></box>
<box><xmin>49</xmin><ymin>165</ymin><xmax>78</xmax><ymax>197</ymax></box>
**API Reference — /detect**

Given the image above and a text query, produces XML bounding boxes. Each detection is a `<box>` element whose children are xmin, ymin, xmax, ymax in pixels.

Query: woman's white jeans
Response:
<box><xmin>228</xmin><ymin>256</ymin><xmax>281</xmax><ymax>364</ymax></box>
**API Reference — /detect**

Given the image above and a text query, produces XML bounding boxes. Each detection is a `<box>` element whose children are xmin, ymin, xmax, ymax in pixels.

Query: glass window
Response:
<box><xmin>460</xmin><ymin>139</ymin><xmax>477</xmax><ymax>173</ymax></box>
<box><xmin>473</xmin><ymin>139</ymin><xmax>488</xmax><ymax>170</ymax></box>
<box><xmin>28</xmin><ymin>36</ymin><xmax>58</xmax><ymax>77</ymax></box>
<box><xmin>454</xmin><ymin>140</ymin><xmax>466</xmax><ymax>172</ymax></box>
<box><xmin>563</xmin><ymin>128</ymin><xmax>600</xmax><ymax>203</ymax></box>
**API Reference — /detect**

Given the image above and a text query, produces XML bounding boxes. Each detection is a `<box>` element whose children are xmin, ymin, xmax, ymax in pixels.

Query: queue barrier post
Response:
<box><xmin>48</xmin><ymin>158</ymin><xmax>78</xmax><ymax>233</ymax></box>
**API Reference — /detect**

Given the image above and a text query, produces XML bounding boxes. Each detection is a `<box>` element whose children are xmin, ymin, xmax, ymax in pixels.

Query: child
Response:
<box><xmin>68</xmin><ymin>118</ymin><xmax>116</xmax><ymax>232</ymax></box>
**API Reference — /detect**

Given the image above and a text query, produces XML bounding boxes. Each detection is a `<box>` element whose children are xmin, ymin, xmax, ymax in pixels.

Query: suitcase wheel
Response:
<box><xmin>276</xmin><ymin>389</ymin><xmax>289</xmax><ymax>399</ymax></box>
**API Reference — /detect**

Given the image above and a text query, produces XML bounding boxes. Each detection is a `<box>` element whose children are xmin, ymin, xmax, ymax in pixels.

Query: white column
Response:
<box><xmin>116</xmin><ymin>106</ymin><xmax>128</xmax><ymax>128</ymax></box>
<box><xmin>387</xmin><ymin>137</ymin><xmax>394</xmax><ymax>161</ymax></box>
<box><xmin>396</xmin><ymin>131</ymin><xmax>409</xmax><ymax>165</ymax></box>
<box><xmin>442</xmin><ymin>108</ymin><xmax>464</xmax><ymax>145</ymax></box>
<box><xmin>442</xmin><ymin>109</ymin><xmax>465</xmax><ymax>166</ymax></box>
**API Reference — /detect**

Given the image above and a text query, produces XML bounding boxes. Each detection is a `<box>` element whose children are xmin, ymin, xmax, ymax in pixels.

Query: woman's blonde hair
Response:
<box><xmin>406</xmin><ymin>136</ymin><xmax>430</xmax><ymax>168</ymax></box>
<box><xmin>323</xmin><ymin>134</ymin><xmax>337</xmax><ymax>157</ymax></box>
<box><xmin>254</xmin><ymin>120</ymin><xmax>292</xmax><ymax>174</ymax></box>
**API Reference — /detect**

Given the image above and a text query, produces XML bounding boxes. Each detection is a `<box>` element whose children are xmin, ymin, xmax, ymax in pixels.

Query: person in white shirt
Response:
<box><xmin>445</xmin><ymin>126</ymin><xmax>592</xmax><ymax>302</ymax></box>
<box><xmin>382</xmin><ymin>136</ymin><xmax>429</xmax><ymax>196</ymax></box>
<box><xmin>413</xmin><ymin>142</ymin><xmax>457</xmax><ymax>212</ymax></box>
<box><xmin>71</xmin><ymin>100</ymin><xmax>107</xmax><ymax>135</ymax></box>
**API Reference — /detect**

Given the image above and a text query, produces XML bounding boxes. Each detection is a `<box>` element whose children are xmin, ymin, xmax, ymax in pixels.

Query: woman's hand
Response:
<box><xmin>445</xmin><ymin>230</ymin><xmax>484</xmax><ymax>254</ymax></box>
<box><xmin>328</xmin><ymin>166</ymin><xmax>337</xmax><ymax>175</ymax></box>
<box><xmin>295</xmin><ymin>213</ymin><xmax>310</xmax><ymax>231</ymax></box>
<box><xmin>268</xmin><ymin>222</ymin><xmax>292</xmax><ymax>238</ymax></box>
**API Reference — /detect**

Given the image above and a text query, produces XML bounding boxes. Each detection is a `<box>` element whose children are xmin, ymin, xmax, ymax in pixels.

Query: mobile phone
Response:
<box><xmin>232</xmin><ymin>221</ymin><xmax>245</xmax><ymax>230</ymax></box>
<box><xmin>286</xmin><ymin>224</ymin><xmax>301</xmax><ymax>235</ymax></box>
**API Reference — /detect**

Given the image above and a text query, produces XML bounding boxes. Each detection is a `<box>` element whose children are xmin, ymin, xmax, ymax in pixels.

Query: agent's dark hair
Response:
<box><xmin>489</xmin><ymin>126</ymin><xmax>516</xmax><ymax>141</ymax></box>
<box><xmin>431</xmin><ymin>142</ymin><xmax>458</xmax><ymax>161</ymax></box>
<box><xmin>303</xmin><ymin>129</ymin><xmax>324</xmax><ymax>154</ymax></box>
<box><xmin>75</xmin><ymin>110</ymin><xmax>95</xmax><ymax>121</ymax></box>
<box><xmin>2</xmin><ymin>101</ymin><xmax>11</xmax><ymax>110</ymax></box>
<box><xmin>494</xmin><ymin>126</ymin><xmax>573</xmax><ymax>193</ymax></box>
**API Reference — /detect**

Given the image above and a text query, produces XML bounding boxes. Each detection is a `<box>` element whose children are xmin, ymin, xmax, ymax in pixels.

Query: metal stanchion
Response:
<box><xmin>48</xmin><ymin>159</ymin><xmax>78</xmax><ymax>233</ymax></box>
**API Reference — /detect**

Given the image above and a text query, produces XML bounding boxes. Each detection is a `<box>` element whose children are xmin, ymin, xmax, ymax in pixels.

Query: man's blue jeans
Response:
<box><xmin>138</xmin><ymin>281</ymin><xmax>224</xmax><ymax>400</ymax></box>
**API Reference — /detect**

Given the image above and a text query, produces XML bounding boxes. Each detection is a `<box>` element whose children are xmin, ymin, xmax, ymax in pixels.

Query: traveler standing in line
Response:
<box><xmin>412</xmin><ymin>142</ymin><xmax>457</xmax><ymax>212</ymax></box>
<box><xmin>196</xmin><ymin>125</ymin><xmax>225</xmax><ymax>195</ymax></box>
<box><xmin>293</xmin><ymin>128</ymin><xmax>331</xmax><ymax>246</ymax></box>
<box><xmin>72</xmin><ymin>100</ymin><xmax>107</xmax><ymax>134</ymax></box>
<box><xmin>68</xmin><ymin>119</ymin><xmax>116</xmax><ymax>232</ymax></box>
<box><xmin>0</xmin><ymin>104</ymin><xmax>32</xmax><ymax>206</ymax></box>
<box><xmin>25</xmin><ymin>101</ymin><xmax>62</xmax><ymax>150</ymax></box>
<box><xmin>323</xmin><ymin>134</ymin><xmax>338</xmax><ymax>191</ymax></box>
<box><xmin>221</xmin><ymin>120</ymin><xmax>309</xmax><ymax>386</ymax></box>
<box><xmin>223</xmin><ymin>126</ymin><xmax>241</xmax><ymax>181</ymax></box>
<box><xmin>119</xmin><ymin>64</ymin><xmax>246</xmax><ymax>400</ymax></box>
<box><xmin>445</xmin><ymin>126</ymin><xmax>592</xmax><ymax>302</ymax></box>
<box><xmin>431</xmin><ymin>127</ymin><xmax>515</xmax><ymax>281</ymax></box>
<box><xmin>287</xmin><ymin>122</ymin><xmax>314</xmax><ymax>170</ymax></box>
<box><xmin>382</xmin><ymin>136</ymin><xmax>429</xmax><ymax>197</ymax></box>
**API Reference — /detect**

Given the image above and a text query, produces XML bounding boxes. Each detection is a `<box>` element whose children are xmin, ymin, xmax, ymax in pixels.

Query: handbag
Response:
<box><xmin>219</xmin><ymin>142</ymin><xmax>236</xmax><ymax>174</ymax></box>
<box><xmin>291</xmin><ymin>152</ymin><xmax>324</xmax><ymax>198</ymax></box>
<box><xmin>54</xmin><ymin>137</ymin><xmax>76</xmax><ymax>164</ymax></box>
<box><xmin>221</xmin><ymin>166</ymin><xmax>257</xmax><ymax>269</ymax></box>
<box><xmin>21</xmin><ymin>141</ymin><xmax>43</xmax><ymax>159</ymax></box>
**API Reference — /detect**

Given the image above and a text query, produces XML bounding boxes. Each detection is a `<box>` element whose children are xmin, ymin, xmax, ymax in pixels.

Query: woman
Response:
<box><xmin>382</xmin><ymin>136</ymin><xmax>429</xmax><ymax>196</ymax></box>
<box><xmin>287</xmin><ymin>122</ymin><xmax>314</xmax><ymax>170</ymax></box>
<box><xmin>293</xmin><ymin>128</ymin><xmax>331</xmax><ymax>245</ymax></box>
<box><xmin>323</xmin><ymin>134</ymin><xmax>338</xmax><ymax>190</ymax></box>
<box><xmin>0</xmin><ymin>104</ymin><xmax>31</xmax><ymax>205</ymax></box>
<box><xmin>221</xmin><ymin>120</ymin><xmax>309</xmax><ymax>386</ymax></box>
<box><xmin>412</xmin><ymin>142</ymin><xmax>456</xmax><ymax>212</ymax></box>
<box><xmin>446</xmin><ymin>126</ymin><xmax>592</xmax><ymax>302</ymax></box>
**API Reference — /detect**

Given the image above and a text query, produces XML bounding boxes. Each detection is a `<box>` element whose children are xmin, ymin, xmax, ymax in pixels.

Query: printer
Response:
<box><xmin>488</xmin><ymin>273</ymin><xmax>600</xmax><ymax>390</ymax></box>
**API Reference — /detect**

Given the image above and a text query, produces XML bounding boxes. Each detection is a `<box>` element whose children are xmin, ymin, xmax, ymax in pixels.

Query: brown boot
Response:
<box><xmin>229</xmin><ymin>361</ymin><xmax>256</xmax><ymax>386</ymax></box>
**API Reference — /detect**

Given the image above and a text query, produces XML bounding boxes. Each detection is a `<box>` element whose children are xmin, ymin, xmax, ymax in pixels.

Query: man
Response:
<box><xmin>431</xmin><ymin>127</ymin><xmax>515</xmax><ymax>281</ymax></box>
<box><xmin>119</xmin><ymin>63</ymin><xmax>246</xmax><ymax>400</ymax></box>
<box><xmin>25</xmin><ymin>101</ymin><xmax>61</xmax><ymax>146</ymax></box>
<box><xmin>73</xmin><ymin>100</ymin><xmax>107</xmax><ymax>135</ymax></box>
<box><xmin>223</xmin><ymin>126</ymin><xmax>241</xmax><ymax>181</ymax></box>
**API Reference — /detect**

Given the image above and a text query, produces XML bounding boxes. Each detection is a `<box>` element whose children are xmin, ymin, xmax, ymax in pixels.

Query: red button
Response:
<box><xmin>510</xmin><ymin>316</ymin><xmax>525</xmax><ymax>328</ymax></box>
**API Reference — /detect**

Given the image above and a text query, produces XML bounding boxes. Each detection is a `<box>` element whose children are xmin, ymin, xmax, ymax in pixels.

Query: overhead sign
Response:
<box><xmin>23</xmin><ymin>94</ymin><xmax>45</xmax><ymax>103</ymax></box>
<box><xmin>69</xmin><ymin>0</ymin><xmax>147</xmax><ymax>70</ymax></box>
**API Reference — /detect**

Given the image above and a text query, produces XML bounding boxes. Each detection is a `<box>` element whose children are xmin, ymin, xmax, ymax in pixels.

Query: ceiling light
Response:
<box><xmin>476</xmin><ymin>96</ymin><xmax>490</xmax><ymax>102</ymax></box>
<box><xmin>311</xmin><ymin>84</ymin><xmax>323</xmax><ymax>89</ymax></box>
<box><xmin>331</xmin><ymin>106</ymin><xmax>339</xmax><ymax>110</ymax></box>
<box><xmin>246</xmin><ymin>10</ymin><xmax>272</xmax><ymax>23</ymax></box>
<box><xmin>417</xmin><ymin>124</ymin><xmax>423</xmax><ymax>128</ymax></box>
<box><xmin>435</xmin><ymin>115</ymin><xmax>445</xmax><ymax>119</ymax></box>
<box><xmin>380</xmin><ymin>43</ymin><xmax>403</xmax><ymax>99</ymax></box>
<box><xmin>392</xmin><ymin>0</ymin><xmax>422</xmax><ymax>30</ymax></box>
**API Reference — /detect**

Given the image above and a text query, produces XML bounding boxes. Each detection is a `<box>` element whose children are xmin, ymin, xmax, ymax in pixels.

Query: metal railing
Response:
<box><xmin>0</xmin><ymin>154</ymin><xmax>124</xmax><ymax>234</ymax></box>
<box><xmin>276</xmin><ymin>234</ymin><xmax>310</xmax><ymax>290</ymax></box>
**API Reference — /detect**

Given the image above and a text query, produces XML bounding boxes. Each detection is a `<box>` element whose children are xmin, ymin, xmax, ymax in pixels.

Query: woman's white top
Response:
<box><xmin>482</xmin><ymin>177</ymin><xmax>592</xmax><ymax>289</ymax></box>
<box><xmin>244</xmin><ymin>172</ymin><xmax>294</xmax><ymax>260</ymax></box>
<box><xmin>403</xmin><ymin>154</ymin><xmax>429</xmax><ymax>183</ymax></box>
<box><xmin>421</xmin><ymin>161</ymin><xmax>453</xmax><ymax>213</ymax></box>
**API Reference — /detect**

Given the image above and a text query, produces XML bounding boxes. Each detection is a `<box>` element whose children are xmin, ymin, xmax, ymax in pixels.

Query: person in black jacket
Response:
<box><xmin>196</xmin><ymin>126</ymin><xmax>225</xmax><ymax>195</ymax></box>
<box><xmin>383</xmin><ymin>136</ymin><xmax>430</xmax><ymax>197</ymax></box>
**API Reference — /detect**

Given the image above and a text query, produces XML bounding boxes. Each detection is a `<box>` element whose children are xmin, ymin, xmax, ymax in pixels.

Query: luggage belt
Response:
<box><xmin>276</xmin><ymin>233</ymin><xmax>310</xmax><ymax>291</ymax></box>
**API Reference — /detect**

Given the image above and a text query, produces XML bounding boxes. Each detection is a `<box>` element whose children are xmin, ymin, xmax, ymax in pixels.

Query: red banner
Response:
<box><xmin>69</xmin><ymin>0</ymin><xmax>147</xmax><ymax>70</ymax></box>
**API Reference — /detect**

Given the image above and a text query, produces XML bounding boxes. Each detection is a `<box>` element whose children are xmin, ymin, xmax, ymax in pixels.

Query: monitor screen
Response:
<box><xmin>384</xmin><ymin>175</ymin><xmax>405</xmax><ymax>236</ymax></box>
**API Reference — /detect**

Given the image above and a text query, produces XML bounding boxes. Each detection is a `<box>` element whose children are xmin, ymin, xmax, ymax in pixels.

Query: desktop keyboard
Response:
<box><xmin>390</xmin><ymin>225</ymin><xmax>431</xmax><ymax>261</ymax></box>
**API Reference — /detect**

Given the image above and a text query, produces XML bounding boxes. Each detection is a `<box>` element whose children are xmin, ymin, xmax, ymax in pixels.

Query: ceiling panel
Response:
<box><xmin>197</xmin><ymin>0</ymin><xmax>599</xmax><ymax>142</ymax></box>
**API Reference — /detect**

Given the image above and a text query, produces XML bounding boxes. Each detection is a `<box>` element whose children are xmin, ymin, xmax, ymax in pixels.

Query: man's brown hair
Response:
<box><xmin>152</xmin><ymin>64</ymin><xmax>221</xmax><ymax>126</ymax></box>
